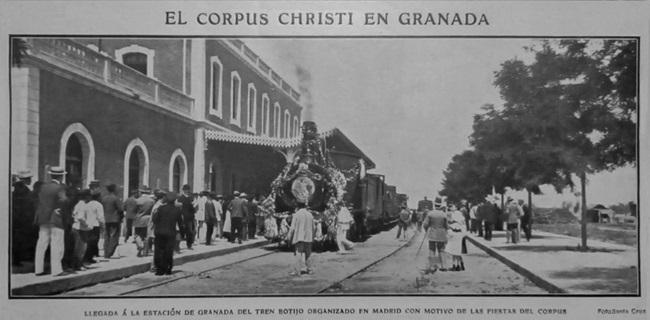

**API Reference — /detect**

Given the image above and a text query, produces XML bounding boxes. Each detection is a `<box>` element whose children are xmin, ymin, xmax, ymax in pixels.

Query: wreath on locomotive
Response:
<box><xmin>269</xmin><ymin>121</ymin><xmax>360</xmax><ymax>242</ymax></box>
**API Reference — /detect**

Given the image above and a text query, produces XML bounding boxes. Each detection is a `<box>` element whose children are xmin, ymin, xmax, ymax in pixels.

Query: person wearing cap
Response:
<box><xmin>12</xmin><ymin>170</ymin><xmax>36</xmax><ymax>266</ymax></box>
<box><xmin>422</xmin><ymin>197</ymin><xmax>449</xmax><ymax>274</ymax></box>
<box><xmin>177</xmin><ymin>184</ymin><xmax>196</xmax><ymax>249</ymax></box>
<box><xmin>152</xmin><ymin>192</ymin><xmax>184</xmax><ymax>275</ymax></box>
<box><xmin>228</xmin><ymin>191</ymin><xmax>248</xmax><ymax>244</ymax></box>
<box><xmin>288</xmin><ymin>202</ymin><xmax>316</xmax><ymax>276</ymax></box>
<box><xmin>34</xmin><ymin>167</ymin><xmax>69</xmax><ymax>276</ymax></box>
<box><xmin>102</xmin><ymin>184</ymin><xmax>124</xmax><ymax>258</ymax></box>
<box><xmin>134</xmin><ymin>186</ymin><xmax>155</xmax><ymax>257</ymax></box>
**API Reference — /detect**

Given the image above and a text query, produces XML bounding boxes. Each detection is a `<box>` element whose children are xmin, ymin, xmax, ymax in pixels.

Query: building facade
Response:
<box><xmin>12</xmin><ymin>37</ymin><xmax>369</xmax><ymax>200</ymax></box>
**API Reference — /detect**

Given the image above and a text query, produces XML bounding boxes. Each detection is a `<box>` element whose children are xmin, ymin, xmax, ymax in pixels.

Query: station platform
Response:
<box><xmin>464</xmin><ymin>230</ymin><xmax>639</xmax><ymax>294</ymax></box>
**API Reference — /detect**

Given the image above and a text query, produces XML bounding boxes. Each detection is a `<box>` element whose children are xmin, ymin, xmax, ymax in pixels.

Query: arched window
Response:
<box><xmin>246</xmin><ymin>83</ymin><xmax>257</xmax><ymax>132</ymax></box>
<box><xmin>261</xmin><ymin>94</ymin><xmax>270</xmax><ymax>136</ymax></box>
<box><xmin>123</xmin><ymin>138</ymin><xmax>150</xmax><ymax>200</ymax></box>
<box><xmin>284</xmin><ymin>110</ymin><xmax>291</xmax><ymax>138</ymax></box>
<box><xmin>230</xmin><ymin>71</ymin><xmax>241</xmax><ymax>126</ymax></box>
<box><xmin>59</xmin><ymin>122</ymin><xmax>95</xmax><ymax>188</ymax></box>
<box><xmin>115</xmin><ymin>44</ymin><xmax>155</xmax><ymax>78</ymax></box>
<box><xmin>293</xmin><ymin>116</ymin><xmax>299</xmax><ymax>138</ymax></box>
<box><xmin>273</xmin><ymin>103</ymin><xmax>281</xmax><ymax>137</ymax></box>
<box><xmin>168</xmin><ymin>148</ymin><xmax>188</xmax><ymax>192</ymax></box>
<box><xmin>209</xmin><ymin>56</ymin><xmax>223</xmax><ymax>117</ymax></box>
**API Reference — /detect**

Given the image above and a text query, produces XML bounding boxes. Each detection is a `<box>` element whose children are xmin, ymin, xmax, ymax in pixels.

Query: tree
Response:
<box><xmin>440</xmin><ymin>150</ymin><xmax>491</xmax><ymax>204</ymax></box>
<box><xmin>490</xmin><ymin>39</ymin><xmax>637</xmax><ymax>249</ymax></box>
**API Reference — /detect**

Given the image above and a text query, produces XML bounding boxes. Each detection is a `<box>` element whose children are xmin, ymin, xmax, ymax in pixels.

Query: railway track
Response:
<box><xmin>114</xmin><ymin>229</ymin><xmax>418</xmax><ymax>296</ymax></box>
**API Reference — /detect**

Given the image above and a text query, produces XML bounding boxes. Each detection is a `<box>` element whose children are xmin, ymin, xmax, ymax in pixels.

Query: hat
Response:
<box><xmin>48</xmin><ymin>166</ymin><xmax>67</xmax><ymax>175</ymax></box>
<box><xmin>216</xmin><ymin>194</ymin><xmax>223</xmax><ymax>199</ymax></box>
<box><xmin>165</xmin><ymin>191</ymin><xmax>177</xmax><ymax>202</ymax></box>
<box><xmin>139</xmin><ymin>185</ymin><xmax>151</xmax><ymax>194</ymax></box>
<box><xmin>17</xmin><ymin>169</ymin><xmax>32</xmax><ymax>179</ymax></box>
<box><xmin>89</xmin><ymin>180</ymin><xmax>101</xmax><ymax>188</ymax></box>
<box><xmin>233</xmin><ymin>191</ymin><xmax>240</xmax><ymax>196</ymax></box>
<box><xmin>182</xmin><ymin>184</ymin><xmax>191</xmax><ymax>191</ymax></box>
<box><xmin>434</xmin><ymin>197</ymin><xmax>443</xmax><ymax>209</ymax></box>
<box><xmin>240</xmin><ymin>192</ymin><xmax>248</xmax><ymax>198</ymax></box>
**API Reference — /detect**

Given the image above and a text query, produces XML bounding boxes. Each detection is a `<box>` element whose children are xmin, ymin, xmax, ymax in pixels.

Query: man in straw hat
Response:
<box><xmin>422</xmin><ymin>197</ymin><xmax>449</xmax><ymax>274</ymax></box>
<box><xmin>34</xmin><ymin>166</ymin><xmax>70</xmax><ymax>276</ymax></box>
<box><xmin>288</xmin><ymin>200</ymin><xmax>315</xmax><ymax>276</ymax></box>
<box><xmin>228</xmin><ymin>191</ymin><xmax>247</xmax><ymax>244</ymax></box>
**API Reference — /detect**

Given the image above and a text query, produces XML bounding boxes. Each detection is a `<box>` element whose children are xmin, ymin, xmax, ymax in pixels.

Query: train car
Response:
<box><xmin>382</xmin><ymin>185</ymin><xmax>400</xmax><ymax>225</ymax></box>
<box><xmin>396</xmin><ymin>193</ymin><xmax>409</xmax><ymax>209</ymax></box>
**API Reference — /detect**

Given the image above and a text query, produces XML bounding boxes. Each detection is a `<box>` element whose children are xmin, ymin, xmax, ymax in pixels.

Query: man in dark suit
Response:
<box><xmin>153</xmin><ymin>192</ymin><xmax>183</xmax><ymax>275</ymax></box>
<box><xmin>102</xmin><ymin>184</ymin><xmax>123</xmax><ymax>258</ymax></box>
<box><xmin>12</xmin><ymin>170</ymin><xmax>35</xmax><ymax>266</ymax></box>
<box><xmin>228</xmin><ymin>191</ymin><xmax>247</xmax><ymax>244</ymax></box>
<box><xmin>34</xmin><ymin>166</ymin><xmax>69</xmax><ymax>276</ymax></box>
<box><xmin>480</xmin><ymin>198</ymin><xmax>498</xmax><ymax>241</ymax></box>
<box><xmin>177</xmin><ymin>184</ymin><xmax>195</xmax><ymax>249</ymax></box>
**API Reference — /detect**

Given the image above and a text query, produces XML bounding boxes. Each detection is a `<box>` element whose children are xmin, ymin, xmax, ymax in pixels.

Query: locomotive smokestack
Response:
<box><xmin>296</xmin><ymin>65</ymin><xmax>313</xmax><ymax>121</ymax></box>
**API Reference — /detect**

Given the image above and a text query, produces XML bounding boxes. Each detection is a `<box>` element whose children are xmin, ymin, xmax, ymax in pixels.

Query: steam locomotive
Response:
<box><xmin>272</xmin><ymin>121</ymin><xmax>408</xmax><ymax>241</ymax></box>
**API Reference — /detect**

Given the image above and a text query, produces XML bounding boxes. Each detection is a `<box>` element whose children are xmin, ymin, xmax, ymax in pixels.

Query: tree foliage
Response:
<box><xmin>440</xmin><ymin>39</ymin><xmax>637</xmax><ymax>248</ymax></box>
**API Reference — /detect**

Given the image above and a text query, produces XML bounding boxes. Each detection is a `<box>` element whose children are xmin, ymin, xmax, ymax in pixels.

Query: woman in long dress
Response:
<box><xmin>222</xmin><ymin>209</ymin><xmax>232</xmax><ymax>241</ymax></box>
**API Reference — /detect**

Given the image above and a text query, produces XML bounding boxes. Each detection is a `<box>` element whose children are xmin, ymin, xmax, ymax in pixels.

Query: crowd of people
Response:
<box><xmin>467</xmin><ymin>196</ymin><xmax>532</xmax><ymax>243</ymax></box>
<box><xmin>10</xmin><ymin>167</ymin><xmax>286</xmax><ymax>277</ymax></box>
<box><xmin>11</xmin><ymin>167</ymin><xmax>359</xmax><ymax>278</ymax></box>
<box><xmin>401</xmin><ymin>195</ymin><xmax>533</xmax><ymax>274</ymax></box>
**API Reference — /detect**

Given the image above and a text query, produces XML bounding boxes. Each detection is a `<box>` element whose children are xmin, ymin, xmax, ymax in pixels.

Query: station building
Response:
<box><xmin>11</xmin><ymin>37</ymin><xmax>373</xmax><ymax>199</ymax></box>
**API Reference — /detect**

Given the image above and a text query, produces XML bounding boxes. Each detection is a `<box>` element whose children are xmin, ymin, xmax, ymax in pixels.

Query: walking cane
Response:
<box><xmin>415</xmin><ymin>231</ymin><xmax>427</xmax><ymax>257</ymax></box>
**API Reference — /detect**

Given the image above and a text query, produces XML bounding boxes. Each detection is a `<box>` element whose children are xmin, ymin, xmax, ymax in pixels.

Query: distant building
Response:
<box><xmin>11</xmin><ymin>37</ymin><xmax>371</xmax><ymax>198</ymax></box>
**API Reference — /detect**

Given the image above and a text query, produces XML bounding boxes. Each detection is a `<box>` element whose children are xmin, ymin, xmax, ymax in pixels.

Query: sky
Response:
<box><xmin>246</xmin><ymin>38</ymin><xmax>637</xmax><ymax>208</ymax></box>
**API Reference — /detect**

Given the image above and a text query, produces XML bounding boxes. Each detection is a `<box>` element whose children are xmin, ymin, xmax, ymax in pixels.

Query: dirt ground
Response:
<box><xmin>327</xmin><ymin>230</ymin><xmax>546</xmax><ymax>294</ymax></box>
<box><xmin>533</xmin><ymin>223</ymin><xmax>638</xmax><ymax>246</ymax></box>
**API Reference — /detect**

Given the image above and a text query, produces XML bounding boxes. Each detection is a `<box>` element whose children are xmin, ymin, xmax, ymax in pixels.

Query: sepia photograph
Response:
<box><xmin>9</xmin><ymin>36</ymin><xmax>639</xmax><ymax>298</ymax></box>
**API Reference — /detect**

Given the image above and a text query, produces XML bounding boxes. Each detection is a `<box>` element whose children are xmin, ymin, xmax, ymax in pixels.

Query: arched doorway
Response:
<box><xmin>168</xmin><ymin>148</ymin><xmax>188</xmax><ymax>193</ymax></box>
<box><xmin>65</xmin><ymin>135</ymin><xmax>83</xmax><ymax>189</ymax></box>
<box><xmin>123</xmin><ymin>138</ymin><xmax>150</xmax><ymax>200</ymax></box>
<box><xmin>59</xmin><ymin>122</ymin><xmax>95</xmax><ymax>188</ymax></box>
